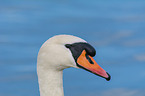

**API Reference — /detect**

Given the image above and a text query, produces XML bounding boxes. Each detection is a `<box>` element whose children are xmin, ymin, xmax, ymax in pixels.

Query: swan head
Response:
<box><xmin>37</xmin><ymin>35</ymin><xmax>111</xmax><ymax>81</ymax></box>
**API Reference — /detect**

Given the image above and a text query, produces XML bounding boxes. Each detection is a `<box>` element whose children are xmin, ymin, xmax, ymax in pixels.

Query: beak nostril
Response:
<box><xmin>85</xmin><ymin>54</ymin><xmax>94</xmax><ymax>64</ymax></box>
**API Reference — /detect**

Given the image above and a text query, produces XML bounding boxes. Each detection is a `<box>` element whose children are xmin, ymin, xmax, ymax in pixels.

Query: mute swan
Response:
<box><xmin>37</xmin><ymin>35</ymin><xmax>111</xmax><ymax>96</ymax></box>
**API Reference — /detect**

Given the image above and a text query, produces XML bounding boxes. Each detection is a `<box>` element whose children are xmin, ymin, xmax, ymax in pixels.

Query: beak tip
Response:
<box><xmin>105</xmin><ymin>72</ymin><xmax>111</xmax><ymax>81</ymax></box>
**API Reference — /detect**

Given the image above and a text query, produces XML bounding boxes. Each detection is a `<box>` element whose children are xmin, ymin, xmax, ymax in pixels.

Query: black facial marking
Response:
<box><xmin>65</xmin><ymin>42</ymin><xmax>96</xmax><ymax>61</ymax></box>
<box><xmin>85</xmin><ymin>54</ymin><xmax>94</xmax><ymax>64</ymax></box>
<box><xmin>65</xmin><ymin>42</ymin><xmax>111</xmax><ymax>81</ymax></box>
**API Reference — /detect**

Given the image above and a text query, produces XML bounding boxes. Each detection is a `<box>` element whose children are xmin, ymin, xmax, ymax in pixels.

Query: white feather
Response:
<box><xmin>37</xmin><ymin>35</ymin><xmax>86</xmax><ymax>96</ymax></box>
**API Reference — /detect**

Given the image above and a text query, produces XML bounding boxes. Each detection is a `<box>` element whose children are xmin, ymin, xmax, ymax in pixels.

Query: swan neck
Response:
<box><xmin>37</xmin><ymin>68</ymin><xmax>64</xmax><ymax>96</ymax></box>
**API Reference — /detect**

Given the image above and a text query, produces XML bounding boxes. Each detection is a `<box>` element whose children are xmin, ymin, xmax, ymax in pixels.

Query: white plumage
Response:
<box><xmin>37</xmin><ymin>35</ymin><xmax>110</xmax><ymax>96</ymax></box>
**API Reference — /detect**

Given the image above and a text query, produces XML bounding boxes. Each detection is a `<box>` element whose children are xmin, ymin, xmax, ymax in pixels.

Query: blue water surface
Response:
<box><xmin>0</xmin><ymin>0</ymin><xmax>145</xmax><ymax>96</ymax></box>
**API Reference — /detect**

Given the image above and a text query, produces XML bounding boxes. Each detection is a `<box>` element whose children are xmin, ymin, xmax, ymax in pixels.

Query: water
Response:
<box><xmin>0</xmin><ymin>0</ymin><xmax>145</xmax><ymax>96</ymax></box>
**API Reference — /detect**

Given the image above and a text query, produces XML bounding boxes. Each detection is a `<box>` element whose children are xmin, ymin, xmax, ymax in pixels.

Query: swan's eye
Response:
<box><xmin>85</xmin><ymin>54</ymin><xmax>94</xmax><ymax>64</ymax></box>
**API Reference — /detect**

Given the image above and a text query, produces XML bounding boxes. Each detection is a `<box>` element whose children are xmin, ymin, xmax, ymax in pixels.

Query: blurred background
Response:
<box><xmin>0</xmin><ymin>0</ymin><xmax>145</xmax><ymax>96</ymax></box>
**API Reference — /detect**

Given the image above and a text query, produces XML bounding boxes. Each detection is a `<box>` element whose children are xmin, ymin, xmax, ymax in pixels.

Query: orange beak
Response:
<box><xmin>77</xmin><ymin>50</ymin><xmax>111</xmax><ymax>81</ymax></box>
